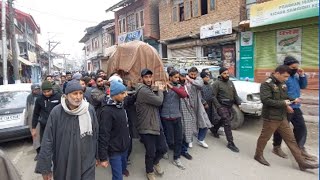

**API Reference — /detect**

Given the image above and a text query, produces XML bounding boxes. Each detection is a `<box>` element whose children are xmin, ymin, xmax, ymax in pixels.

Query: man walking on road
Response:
<box><xmin>31</xmin><ymin>81</ymin><xmax>61</xmax><ymax>148</ymax></box>
<box><xmin>25</xmin><ymin>84</ymin><xmax>41</xmax><ymax>161</ymax></box>
<box><xmin>272</xmin><ymin>56</ymin><xmax>317</xmax><ymax>161</ymax></box>
<box><xmin>185</xmin><ymin>67</ymin><xmax>212</xmax><ymax>148</ymax></box>
<box><xmin>160</xmin><ymin>70</ymin><xmax>188</xmax><ymax>170</ymax></box>
<box><xmin>255</xmin><ymin>65</ymin><xmax>318</xmax><ymax>171</ymax></box>
<box><xmin>135</xmin><ymin>69</ymin><xmax>167</xmax><ymax>180</ymax></box>
<box><xmin>211</xmin><ymin>67</ymin><xmax>241</xmax><ymax>152</ymax></box>
<box><xmin>98</xmin><ymin>81</ymin><xmax>131</xmax><ymax>180</ymax></box>
<box><xmin>91</xmin><ymin>76</ymin><xmax>107</xmax><ymax>110</ymax></box>
<box><xmin>35</xmin><ymin>80</ymin><xmax>99</xmax><ymax>180</ymax></box>
<box><xmin>45</xmin><ymin>75</ymin><xmax>62</xmax><ymax>94</ymax></box>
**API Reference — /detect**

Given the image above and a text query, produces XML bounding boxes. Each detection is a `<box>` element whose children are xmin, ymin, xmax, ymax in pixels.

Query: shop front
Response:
<box><xmin>250</xmin><ymin>0</ymin><xmax>319</xmax><ymax>89</ymax></box>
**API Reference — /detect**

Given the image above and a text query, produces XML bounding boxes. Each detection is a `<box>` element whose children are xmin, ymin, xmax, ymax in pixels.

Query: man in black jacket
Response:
<box><xmin>98</xmin><ymin>81</ymin><xmax>131</xmax><ymax>180</ymax></box>
<box><xmin>211</xmin><ymin>67</ymin><xmax>241</xmax><ymax>153</ymax></box>
<box><xmin>31</xmin><ymin>81</ymin><xmax>61</xmax><ymax>145</ymax></box>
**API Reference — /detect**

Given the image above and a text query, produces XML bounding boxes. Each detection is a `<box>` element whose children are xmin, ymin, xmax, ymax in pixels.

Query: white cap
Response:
<box><xmin>108</xmin><ymin>75</ymin><xmax>123</xmax><ymax>83</ymax></box>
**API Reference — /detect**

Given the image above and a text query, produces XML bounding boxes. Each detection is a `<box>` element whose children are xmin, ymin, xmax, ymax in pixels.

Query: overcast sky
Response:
<box><xmin>15</xmin><ymin>0</ymin><xmax>121</xmax><ymax>60</ymax></box>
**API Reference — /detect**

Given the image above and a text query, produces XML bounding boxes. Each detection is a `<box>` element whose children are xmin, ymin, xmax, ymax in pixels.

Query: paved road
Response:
<box><xmin>0</xmin><ymin>116</ymin><xmax>318</xmax><ymax>180</ymax></box>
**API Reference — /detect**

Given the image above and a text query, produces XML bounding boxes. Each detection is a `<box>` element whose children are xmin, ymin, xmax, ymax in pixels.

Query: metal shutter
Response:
<box><xmin>171</xmin><ymin>47</ymin><xmax>196</xmax><ymax>58</ymax></box>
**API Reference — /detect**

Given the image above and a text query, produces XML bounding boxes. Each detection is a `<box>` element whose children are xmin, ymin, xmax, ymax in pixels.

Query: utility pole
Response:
<box><xmin>1</xmin><ymin>0</ymin><xmax>7</xmax><ymax>85</ymax></box>
<box><xmin>47</xmin><ymin>40</ymin><xmax>60</xmax><ymax>75</ymax></box>
<box><xmin>8</xmin><ymin>0</ymin><xmax>19</xmax><ymax>83</ymax></box>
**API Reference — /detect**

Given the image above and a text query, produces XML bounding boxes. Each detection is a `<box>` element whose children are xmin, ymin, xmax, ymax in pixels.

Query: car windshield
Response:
<box><xmin>0</xmin><ymin>91</ymin><xmax>30</xmax><ymax>109</ymax></box>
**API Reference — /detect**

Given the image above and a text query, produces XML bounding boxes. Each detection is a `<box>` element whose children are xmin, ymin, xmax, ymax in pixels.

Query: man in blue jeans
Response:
<box><xmin>272</xmin><ymin>56</ymin><xmax>317</xmax><ymax>161</ymax></box>
<box><xmin>98</xmin><ymin>81</ymin><xmax>130</xmax><ymax>180</ymax></box>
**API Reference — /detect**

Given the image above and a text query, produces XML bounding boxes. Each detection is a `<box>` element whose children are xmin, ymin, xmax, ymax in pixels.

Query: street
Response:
<box><xmin>0</xmin><ymin>116</ymin><xmax>318</xmax><ymax>180</ymax></box>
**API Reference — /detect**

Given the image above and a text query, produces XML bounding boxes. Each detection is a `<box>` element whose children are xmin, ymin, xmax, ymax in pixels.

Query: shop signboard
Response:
<box><xmin>276</xmin><ymin>28</ymin><xmax>302</xmax><ymax>64</ymax></box>
<box><xmin>239</xmin><ymin>31</ymin><xmax>254</xmax><ymax>81</ymax></box>
<box><xmin>118</xmin><ymin>29</ymin><xmax>143</xmax><ymax>44</ymax></box>
<box><xmin>250</xmin><ymin>0</ymin><xmax>319</xmax><ymax>28</ymax></box>
<box><xmin>200</xmin><ymin>20</ymin><xmax>232</xmax><ymax>39</ymax></box>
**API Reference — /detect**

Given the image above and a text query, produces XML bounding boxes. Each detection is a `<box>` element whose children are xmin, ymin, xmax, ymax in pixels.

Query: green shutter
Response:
<box><xmin>301</xmin><ymin>24</ymin><xmax>319</xmax><ymax>68</ymax></box>
<box><xmin>254</xmin><ymin>30</ymin><xmax>277</xmax><ymax>69</ymax></box>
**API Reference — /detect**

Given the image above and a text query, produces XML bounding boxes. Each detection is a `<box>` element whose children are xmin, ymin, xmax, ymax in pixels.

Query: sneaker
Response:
<box><xmin>181</xmin><ymin>153</ymin><xmax>193</xmax><ymax>160</ymax></box>
<box><xmin>188</xmin><ymin>142</ymin><xmax>193</xmax><ymax>148</ymax></box>
<box><xmin>153</xmin><ymin>163</ymin><xmax>164</xmax><ymax>176</ymax></box>
<box><xmin>162</xmin><ymin>152</ymin><xmax>169</xmax><ymax>160</ymax></box>
<box><xmin>197</xmin><ymin>140</ymin><xmax>209</xmax><ymax>148</ymax></box>
<box><xmin>227</xmin><ymin>142</ymin><xmax>239</xmax><ymax>152</ymax></box>
<box><xmin>173</xmin><ymin>158</ymin><xmax>186</xmax><ymax>170</ymax></box>
<box><xmin>146</xmin><ymin>172</ymin><xmax>156</xmax><ymax>180</ymax></box>
<box><xmin>122</xmin><ymin>169</ymin><xmax>130</xmax><ymax>177</ymax></box>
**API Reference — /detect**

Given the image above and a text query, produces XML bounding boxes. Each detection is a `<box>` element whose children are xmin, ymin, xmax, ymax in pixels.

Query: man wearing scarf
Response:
<box><xmin>35</xmin><ymin>80</ymin><xmax>99</xmax><ymax>180</ymax></box>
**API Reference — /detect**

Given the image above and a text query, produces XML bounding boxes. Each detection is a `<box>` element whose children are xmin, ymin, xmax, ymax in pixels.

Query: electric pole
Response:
<box><xmin>8</xmin><ymin>0</ymin><xmax>19</xmax><ymax>83</ymax></box>
<box><xmin>1</xmin><ymin>0</ymin><xmax>7</xmax><ymax>85</ymax></box>
<box><xmin>47</xmin><ymin>40</ymin><xmax>60</xmax><ymax>75</ymax></box>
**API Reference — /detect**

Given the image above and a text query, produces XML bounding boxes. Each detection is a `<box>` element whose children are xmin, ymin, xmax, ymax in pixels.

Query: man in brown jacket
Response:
<box><xmin>255</xmin><ymin>65</ymin><xmax>318</xmax><ymax>171</ymax></box>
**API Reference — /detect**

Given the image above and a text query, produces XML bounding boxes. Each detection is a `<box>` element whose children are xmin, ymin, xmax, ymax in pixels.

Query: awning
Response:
<box><xmin>18</xmin><ymin>56</ymin><xmax>34</xmax><ymax>66</ymax></box>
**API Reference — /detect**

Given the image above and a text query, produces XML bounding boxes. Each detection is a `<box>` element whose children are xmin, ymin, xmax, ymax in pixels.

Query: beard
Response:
<box><xmin>67</xmin><ymin>96</ymin><xmax>82</xmax><ymax>107</ymax></box>
<box><xmin>179</xmin><ymin>80</ymin><xmax>185</xmax><ymax>85</ymax></box>
<box><xmin>222</xmin><ymin>76</ymin><xmax>229</xmax><ymax>82</ymax></box>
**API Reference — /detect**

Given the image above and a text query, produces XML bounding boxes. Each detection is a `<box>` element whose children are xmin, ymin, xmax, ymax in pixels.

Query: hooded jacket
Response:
<box><xmin>98</xmin><ymin>97</ymin><xmax>130</xmax><ymax>161</ymax></box>
<box><xmin>135</xmin><ymin>83</ymin><xmax>163</xmax><ymax>135</ymax></box>
<box><xmin>32</xmin><ymin>92</ymin><xmax>61</xmax><ymax>128</ymax></box>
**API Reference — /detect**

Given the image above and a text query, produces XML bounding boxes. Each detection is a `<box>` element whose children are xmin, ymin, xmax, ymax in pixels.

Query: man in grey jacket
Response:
<box><xmin>135</xmin><ymin>69</ymin><xmax>167</xmax><ymax>180</ymax></box>
<box><xmin>35</xmin><ymin>80</ymin><xmax>99</xmax><ymax>180</ymax></box>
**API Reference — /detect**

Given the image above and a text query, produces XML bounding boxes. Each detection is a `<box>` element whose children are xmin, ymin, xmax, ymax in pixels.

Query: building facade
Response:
<box><xmin>159</xmin><ymin>0</ymin><xmax>244</xmax><ymax>76</ymax></box>
<box><xmin>247</xmin><ymin>0</ymin><xmax>319</xmax><ymax>89</ymax></box>
<box><xmin>106</xmin><ymin>0</ymin><xmax>161</xmax><ymax>54</ymax></box>
<box><xmin>80</xmin><ymin>20</ymin><xmax>115</xmax><ymax>73</ymax></box>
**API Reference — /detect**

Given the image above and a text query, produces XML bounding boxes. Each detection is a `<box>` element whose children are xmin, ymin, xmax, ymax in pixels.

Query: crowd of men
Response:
<box><xmin>27</xmin><ymin>55</ymin><xmax>318</xmax><ymax>180</ymax></box>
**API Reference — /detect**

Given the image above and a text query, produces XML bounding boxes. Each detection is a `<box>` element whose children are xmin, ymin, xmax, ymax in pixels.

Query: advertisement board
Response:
<box><xmin>239</xmin><ymin>31</ymin><xmax>254</xmax><ymax>81</ymax></box>
<box><xmin>200</xmin><ymin>20</ymin><xmax>232</xmax><ymax>39</ymax></box>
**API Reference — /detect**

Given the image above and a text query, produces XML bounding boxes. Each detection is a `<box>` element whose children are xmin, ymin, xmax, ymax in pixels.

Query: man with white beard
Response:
<box><xmin>35</xmin><ymin>80</ymin><xmax>99</xmax><ymax>180</ymax></box>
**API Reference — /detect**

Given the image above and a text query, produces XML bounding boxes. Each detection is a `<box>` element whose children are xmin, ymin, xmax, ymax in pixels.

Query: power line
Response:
<box><xmin>14</xmin><ymin>3</ymin><xmax>100</xmax><ymax>24</ymax></box>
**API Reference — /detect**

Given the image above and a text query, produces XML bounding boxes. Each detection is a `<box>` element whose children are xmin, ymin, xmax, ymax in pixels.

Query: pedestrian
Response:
<box><xmin>97</xmin><ymin>69</ymin><xmax>107</xmax><ymax>80</ymax></box>
<box><xmin>178</xmin><ymin>69</ymin><xmax>197</xmax><ymax>160</ymax></box>
<box><xmin>211</xmin><ymin>67</ymin><xmax>240</xmax><ymax>152</ymax></box>
<box><xmin>135</xmin><ymin>69</ymin><xmax>167</xmax><ymax>180</ymax></box>
<box><xmin>35</xmin><ymin>80</ymin><xmax>99</xmax><ymax>180</ymax></box>
<box><xmin>25</xmin><ymin>84</ymin><xmax>41</xmax><ymax>161</ymax></box>
<box><xmin>31</xmin><ymin>81</ymin><xmax>61</xmax><ymax>150</ymax></box>
<box><xmin>185</xmin><ymin>67</ymin><xmax>212</xmax><ymax>148</ymax></box>
<box><xmin>72</xmin><ymin>72</ymin><xmax>83</xmax><ymax>80</ymax></box>
<box><xmin>272</xmin><ymin>56</ymin><xmax>317</xmax><ymax>161</ymax></box>
<box><xmin>200</xmin><ymin>71</ymin><xmax>214</xmax><ymax>124</ymax></box>
<box><xmin>45</xmin><ymin>75</ymin><xmax>62</xmax><ymax>94</ymax></box>
<box><xmin>63</xmin><ymin>71</ymin><xmax>73</xmax><ymax>93</ymax></box>
<box><xmin>91</xmin><ymin>76</ymin><xmax>107</xmax><ymax>110</ymax></box>
<box><xmin>160</xmin><ymin>70</ymin><xmax>188</xmax><ymax>170</ymax></box>
<box><xmin>254</xmin><ymin>65</ymin><xmax>318</xmax><ymax>171</ymax></box>
<box><xmin>60</xmin><ymin>75</ymin><xmax>66</xmax><ymax>89</ymax></box>
<box><xmin>80</xmin><ymin>77</ymin><xmax>93</xmax><ymax>104</ymax></box>
<box><xmin>98</xmin><ymin>81</ymin><xmax>130</xmax><ymax>180</ymax></box>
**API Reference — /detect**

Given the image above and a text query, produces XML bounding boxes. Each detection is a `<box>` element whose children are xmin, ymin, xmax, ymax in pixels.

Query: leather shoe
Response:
<box><xmin>254</xmin><ymin>155</ymin><xmax>270</xmax><ymax>166</ymax></box>
<box><xmin>272</xmin><ymin>146</ymin><xmax>288</xmax><ymax>159</ymax></box>
<box><xmin>298</xmin><ymin>161</ymin><xmax>319</xmax><ymax>171</ymax></box>
<box><xmin>301</xmin><ymin>149</ymin><xmax>318</xmax><ymax>162</ymax></box>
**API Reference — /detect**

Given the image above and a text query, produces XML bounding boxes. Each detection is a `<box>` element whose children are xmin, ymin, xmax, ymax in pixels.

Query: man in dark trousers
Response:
<box><xmin>31</xmin><ymin>81</ymin><xmax>61</xmax><ymax>147</ymax></box>
<box><xmin>160</xmin><ymin>70</ymin><xmax>188</xmax><ymax>170</ymax></box>
<box><xmin>211</xmin><ymin>67</ymin><xmax>241</xmax><ymax>152</ymax></box>
<box><xmin>272</xmin><ymin>56</ymin><xmax>317</xmax><ymax>161</ymax></box>
<box><xmin>35</xmin><ymin>80</ymin><xmax>99</xmax><ymax>180</ymax></box>
<box><xmin>255</xmin><ymin>65</ymin><xmax>318</xmax><ymax>171</ymax></box>
<box><xmin>135</xmin><ymin>69</ymin><xmax>167</xmax><ymax>180</ymax></box>
<box><xmin>98</xmin><ymin>81</ymin><xmax>131</xmax><ymax>180</ymax></box>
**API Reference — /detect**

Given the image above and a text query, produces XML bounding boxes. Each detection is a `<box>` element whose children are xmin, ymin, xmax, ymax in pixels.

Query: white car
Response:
<box><xmin>195</xmin><ymin>65</ymin><xmax>262</xmax><ymax>129</ymax></box>
<box><xmin>0</xmin><ymin>83</ymin><xmax>32</xmax><ymax>143</ymax></box>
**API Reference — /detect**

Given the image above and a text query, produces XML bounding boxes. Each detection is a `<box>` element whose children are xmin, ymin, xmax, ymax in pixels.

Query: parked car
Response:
<box><xmin>0</xmin><ymin>83</ymin><xmax>32</xmax><ymax>143</ymax></box>
<box><xmin>194</xmin><ymin>65</ymin><xmax>262</xmax><ymax>129</ymax></box>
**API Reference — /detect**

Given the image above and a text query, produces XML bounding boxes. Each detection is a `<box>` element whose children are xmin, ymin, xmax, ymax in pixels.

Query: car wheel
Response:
<box><xmin>231</xmin><ymin>105</ymin><xmax>244</xmax><ymax>130</ymax></box>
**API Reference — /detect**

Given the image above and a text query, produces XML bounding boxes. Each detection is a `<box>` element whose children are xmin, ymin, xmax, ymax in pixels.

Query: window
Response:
<box><xmin>179</xmin><ymin>3</ymin><xmax>185</xmax><ymax>21</ymax></box>
<box><xmin>92</xmin><ymin>37</ymin><xmax>99</xmax><ymax>50</ymax></box>
<box><xmin>127</xmin><ymin>13</ymin><xmax>136</xmax><ymax>32</ymax></box>
<box><xmin>172</xmin><ymin>6</ymin><xmax>178</xmax><ymax>22</ymax></box>
<box><xmin>192</xmin><ymin>0</ymin><xmax>200</xmax><ymax>17</ymax></box>
<box><xmin>209</xmin><ymin>0</ymin><xmax>215</xmax><ymax>11</ymax></box>
<box><xmin>184</xmin><ymin>0</ymin><xmax>191</xmax><ymax>20</ymax></box>
<box><xmin>201</xmin><ymin>0</ymin><xmax>208</xmax><ymax>15</ymax></box>
<box><xmin>118</xmin><ymin>18</ymin><xmax>126</xmax><ymax>34</ymax></box>
<box><xmin>136</xmin><ymin>10</ymin><xmax>144</xmax><ymax>28</ymax></box>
